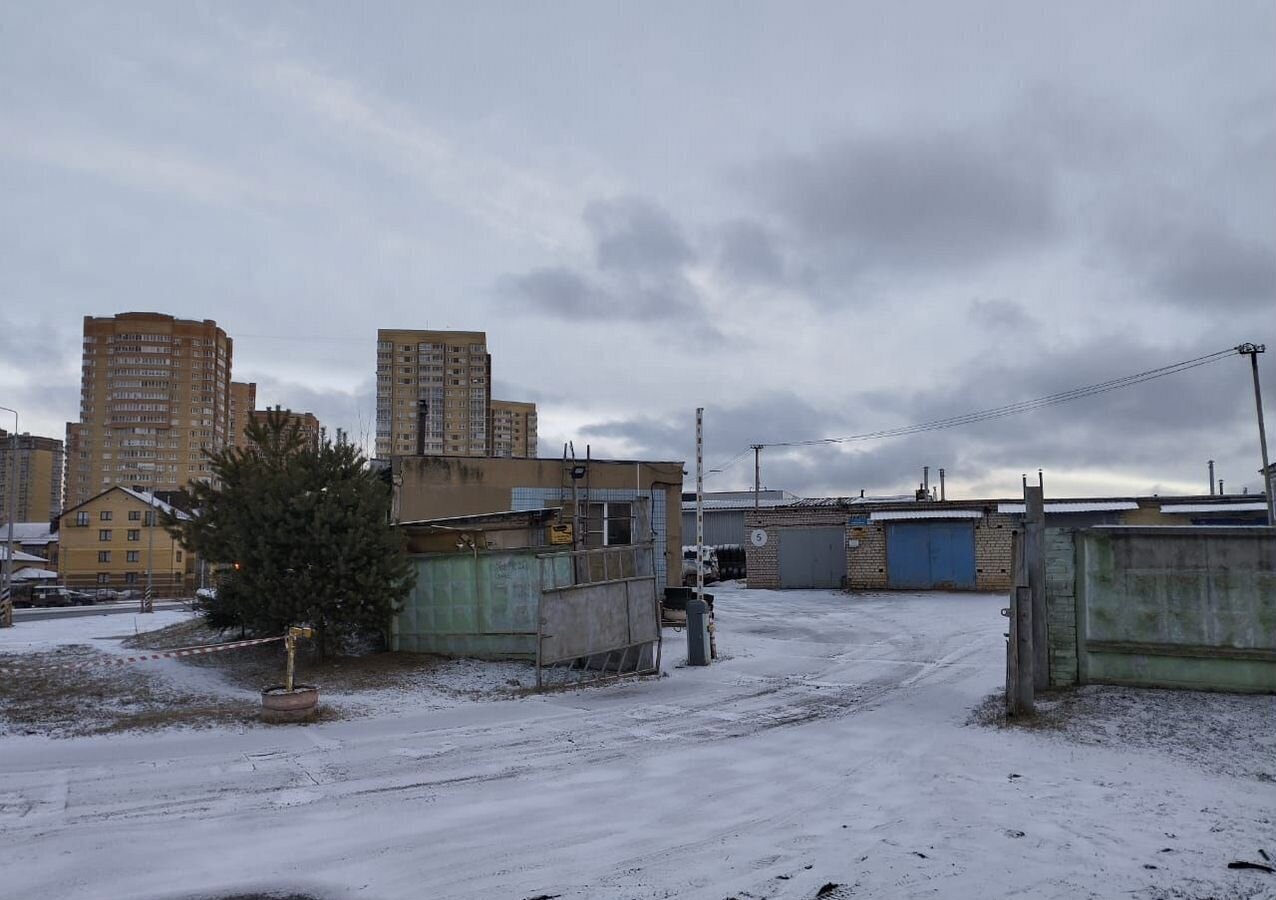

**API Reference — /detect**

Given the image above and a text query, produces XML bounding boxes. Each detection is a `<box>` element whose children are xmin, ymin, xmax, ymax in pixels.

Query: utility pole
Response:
<box><xmin>1237</xmin><ymin>343</ymin><xmax>1274</xmax><ymax>526</ymax></box>
<box><xmin>751</xmin><ymin>444</ymin><xmax>763</xmax><ymax>509</ymax></box>
<box><xmin>1</xmin><ymin>406</ymin><xmax>19</xmax><ymax>628</ymax></box>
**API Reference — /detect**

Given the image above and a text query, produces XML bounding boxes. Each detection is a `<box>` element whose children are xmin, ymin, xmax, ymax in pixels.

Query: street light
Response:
<box><xmin>1</xmin><ymin>405</ymin><xmax>18</xmax><ymax>628</ymax></box>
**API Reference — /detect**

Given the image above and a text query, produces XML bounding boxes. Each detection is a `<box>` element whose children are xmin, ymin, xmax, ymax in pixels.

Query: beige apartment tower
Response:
<box><xmin>64</xmin><ymin>313</ymin><xmax>233</xmax><ymax>510</ymax></box>
<box><xmin>489</xmin><ymin>400</ymin><xmax>538</xmax><ymax>458</ymax></box>
<box><xmin>249</xmin><ymin>409</ymin><xmax>323</xmax><ymax>452</ymax></box>
<box><xmin>376</xmin><ymin>329</ymin><xmax>492</xmax><ymax>458</ymax></box>
<box><xmin>0</xmin><ymin>431</ymin><xmax>64</xmax><ymax>523</ymax></box>
<box><xmin>229</xmin><ymin>381</ymin><xmax>257</xmax><ymax>451</ymax></box>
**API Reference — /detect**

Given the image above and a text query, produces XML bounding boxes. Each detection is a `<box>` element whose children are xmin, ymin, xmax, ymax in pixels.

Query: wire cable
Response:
<box><xmin>760</xmin><ymin>347</ymin><xmax>1238</xmax><ymax>450</ymax></box>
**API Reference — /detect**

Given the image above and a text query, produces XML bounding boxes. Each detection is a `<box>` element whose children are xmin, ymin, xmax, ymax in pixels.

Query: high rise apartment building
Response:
<box><xmin>0</xmin><ymin>431</ymin><xmax>64</xmax><ymax>523</ymax></box>
<box><xmin>249</xmin><ymin>409</ymin><xmax>323</xmax><ymax>452</ymax></box>
<box><xmin>489</xmin><ymin>400</ymin><xmax>538</xmax><ymax>458</ymax></box>
<box><xmin>229</xmin><ymin>381</ymin><xmax>257</xmax><ymax>451</ymax></box>
<box><xmin>376</xmin><ymin>329</ymin><xmax>492</xmax><ymax>458</ymax></box>
<box><xmin>64</xmin><ymin>313</ymin><xmax>233</xmax><ymax>509</ymax></box>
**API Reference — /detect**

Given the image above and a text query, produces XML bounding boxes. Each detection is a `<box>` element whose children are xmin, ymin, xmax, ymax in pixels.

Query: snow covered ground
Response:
<box><xmin>1</xmin><ymin>585</ymin><xmax>1274</xmax><ymax>899</ymax></box>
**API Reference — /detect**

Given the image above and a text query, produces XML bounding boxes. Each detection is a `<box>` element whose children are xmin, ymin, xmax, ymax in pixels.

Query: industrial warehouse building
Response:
<box><xmin>743</xmin><ymin>495</ymin><xmax>1269</xmax><ymax>591</ymax></box>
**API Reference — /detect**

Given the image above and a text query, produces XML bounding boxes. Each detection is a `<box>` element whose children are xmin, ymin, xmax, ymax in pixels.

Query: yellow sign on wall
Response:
<box><xmin>549</xmin><ymin>524</ymin><xmax>573</xmax><ymax>544</ymax></box>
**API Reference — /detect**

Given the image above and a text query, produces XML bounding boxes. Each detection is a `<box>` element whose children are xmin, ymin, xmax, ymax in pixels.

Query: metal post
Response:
<box><xmin>1024</xmin><ymin>484</ymin><xmax>1047</xmax><ymax>690</ymax></box>
<box><xmin>143</xmin><ymin>494</ymin><xmax>155</xmax><ymax>613</ymax></box>
<box><xmin>285</xmin><ymin>630</ymin><xmax>296</xmax><ymax>692</ymax></box>
<box><xmin>752</xmin><ymin>444</ymin><xmax>762</xmax><ymax>509</ymax></box>
<box><xmin>1238</xmin><ymin>344</ymin><xmax>1274</xmax><ymax>526</ymax></box>
<box><xmin>697</xmin><ymin>409</ymin><xmax>715</xmax><ymax>660</ymax></box>
<box><xmin>1208</xmin><ymin>460</ymin><xmax>1215</xmax><ymax>496</ymax></box>
<box><xmin>1</xmin><ymin>407</ymin><xmax>19</xmax><ymax>628</ymax></box>
<box><xmin>939</xmin><ymin>468</ymin><xmax>946</xmax><ymax>502</ymax></box>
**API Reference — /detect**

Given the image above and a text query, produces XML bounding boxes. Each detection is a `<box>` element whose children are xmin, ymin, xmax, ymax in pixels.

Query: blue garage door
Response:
<box><xmin>886</xmin><ymin>522</ymin><xmax>977</xmax><ymax>590</ymax></box>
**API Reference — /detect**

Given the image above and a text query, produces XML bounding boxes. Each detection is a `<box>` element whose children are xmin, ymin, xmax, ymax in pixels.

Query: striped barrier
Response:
<box><xmin>0</xmin><ymin>635</ymin><xmax>285</xmax><ymax>675</ymax></box>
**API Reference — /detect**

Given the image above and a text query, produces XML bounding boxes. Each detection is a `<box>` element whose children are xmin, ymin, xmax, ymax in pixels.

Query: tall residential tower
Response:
<box><xmin>0</xmin><ymin>431</ymin><xmax>64</xmax><ymax>523</ymax></box>
<box><xmin>376</xmin><ymin>329</ymin><xmax>492</xmax><ymax>458</ymax></box>
<box><xmin>64</xmin><ymin>313</ymin><xmax>233</xmax><ymax>509</ymax></box>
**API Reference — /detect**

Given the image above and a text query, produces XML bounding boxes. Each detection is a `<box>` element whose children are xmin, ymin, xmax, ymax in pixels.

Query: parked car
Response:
<box><xmin>682</xmin><ymin>546</ymin><xmax>720</xmax><ymax>586</ymax></box>
<box><xmin>30</xmin><ymin>586</ymin><xmax>95</xmax><ymax>607</ymax></box>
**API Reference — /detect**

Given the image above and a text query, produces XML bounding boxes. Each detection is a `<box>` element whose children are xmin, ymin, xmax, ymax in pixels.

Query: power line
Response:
<box><xmin>765</xmin><ymin>347</ymin><xmax>1235</xmax><ymax>449</ymax></box>
<box><xmin>705</xmin><ymin>347</ymin><xmax>1239</xmax><ymax>475</ymax></box>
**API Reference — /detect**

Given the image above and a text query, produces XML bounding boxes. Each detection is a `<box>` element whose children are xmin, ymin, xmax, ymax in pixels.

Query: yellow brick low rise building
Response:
<box><xmin>58</xmin><ymin>487</ymin><xmax>193</xmax><ymax>596</ymax></box>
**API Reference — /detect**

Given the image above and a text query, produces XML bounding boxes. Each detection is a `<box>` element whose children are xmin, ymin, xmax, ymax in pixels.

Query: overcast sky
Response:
<box><xmin>2</xmin><ymin>1</ymin><xmax>1274</xmax><ymax>499</ymax></box>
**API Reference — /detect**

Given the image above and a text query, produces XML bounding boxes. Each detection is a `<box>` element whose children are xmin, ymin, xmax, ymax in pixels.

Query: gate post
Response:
<box><xmin>1025</xmin><ymin>485</ymin><xmax>1048</xmax><ymax>690</ymax></box>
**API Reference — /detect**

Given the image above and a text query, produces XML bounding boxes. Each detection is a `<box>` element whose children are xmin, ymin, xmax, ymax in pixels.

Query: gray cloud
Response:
<box><xmin>747</xmin><ymin>132</ymin><xmax>1059</xmax><ymax>276</ymax></box>
<box><xmin>1105</xmin><ymin>199</ymin><xmax>1276</xmax><ymax>311</ymax></box>
<box><xmin>1152</xmin><ymin>228</ymin><xmax>1276</xmax><ymax>310</ymax></box>
<box><xmin>967</xmin><ymin>298</ymin><xmax>1037</xmax><ymax>332</ymax></box>
<box><xmin>497</xmin><ymin>195</ymin><xmax>710</xmax><ymax>325</ymax></box>
<box><xmin>584</xmin><ymin>196</ymin><xmax>694</xmax><ymax>274</ymax></box>
<box><xmin>714</xmin><ymin>219</ymin><xmax>787</xmax><ymax>285</ymax></box>
<box><xmin>500</xmin><ymin>267</ymin><xmax>599</xmax><ymax>318</ymax></box>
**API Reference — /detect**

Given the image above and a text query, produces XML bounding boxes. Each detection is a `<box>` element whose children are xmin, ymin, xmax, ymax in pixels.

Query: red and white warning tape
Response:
<box><xmin>0</xmin><ymin>635</ymin><xmax>285</xmax><ymax>675</ymax></box>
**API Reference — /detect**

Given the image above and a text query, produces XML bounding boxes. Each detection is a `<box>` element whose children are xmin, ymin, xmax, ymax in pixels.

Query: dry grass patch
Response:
<box><xmin>0</xmin><ymin>645</ymin><xmax>261</xmax><ymax>738</ymax></box>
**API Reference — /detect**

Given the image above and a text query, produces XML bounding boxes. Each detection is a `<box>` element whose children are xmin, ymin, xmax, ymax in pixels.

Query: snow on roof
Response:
<box><xmin>996</xmin><ymin>501</ymin><xmax>1140</xmax><ymax>514</ymax></box>
<box><xmin>791</xmin><ymin>495</ymin><xmax>916</xmax><ymax>508</ymax></box>
<box><xmin>13</xmin><ymin>566</ymin><xmax>58</xmax><ymax>580</ymax></box>
<box><xmin>0</xmin><ymin>546</ymin><xmax>48</xmax><ymax>563</ymax></box>
<box><xmin>1159</xmin><ymin>502</ymin><xmax>1269</xmax><ymax>514</ymax></box>
<box><xmin>117</xmin><ymin>487</ymin><xmax>191</xmax><ymax>520</ymax></box>
<box><xmin>869</xmin><ymin>509</ymin><xmax>984</xmax><ymax>521</ymax></box>
<box><xmin>7</xmin><ymin>523</ymin><xmax>57</xmax><ymax>542</ymax></box>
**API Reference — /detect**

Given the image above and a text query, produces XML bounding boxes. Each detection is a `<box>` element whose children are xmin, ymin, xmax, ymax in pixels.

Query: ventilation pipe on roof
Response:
<box><xmin>939</xmin><ymin>468</ymin><xmax>946</xmax><ymax>501</ymax></box>
<box><xmin>1219</xmin><ymin>479</ymin><xmax>1225</xmax><ymax>495</ymax></box>
<box><xmin>1208</xmin><ymin>460</ymin><xmax>1215</xmax><ymax>496</ymax></box>
<box><xmin>923</xmin><ymin>466</ymin><xmax>929</xmax><ymax>492</ymax></box>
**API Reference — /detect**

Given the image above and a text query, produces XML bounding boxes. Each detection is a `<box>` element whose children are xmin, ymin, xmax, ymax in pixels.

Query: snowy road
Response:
<box><xmin>2</xmin><ymin>587</ymin><xmax>1273</xmax><ymax>900</ymax></box>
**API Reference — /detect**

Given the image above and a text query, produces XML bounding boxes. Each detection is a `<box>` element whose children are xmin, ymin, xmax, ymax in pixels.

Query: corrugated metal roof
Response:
<box><xmin>996</xmin><ymin>501</ymin><xmax>1140</xmax><ymax>514</ymax></box>
<box><xmin>681</xmin><ymin>498</ymin><xmax>793</xmax><ymax>511</ymax></box>
<box><xmin>1159</xmin><ymin>502</ymin><xmax>1269</xmax><ymax>514</ymax></box>
<box><xmin>869</xmin><ymin>509</ymin><xmax>984</xmax><ymax>521</ymax></box>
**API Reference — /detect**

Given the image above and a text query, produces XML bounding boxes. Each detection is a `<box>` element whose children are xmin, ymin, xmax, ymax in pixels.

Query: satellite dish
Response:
<box><xmin>750</xmin><ymin>528</ymin><xmax>768</xmax><ymax>548</ymax></box>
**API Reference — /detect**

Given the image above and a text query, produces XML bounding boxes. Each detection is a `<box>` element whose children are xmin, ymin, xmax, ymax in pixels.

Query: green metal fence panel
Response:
<box><xmin>393</xmin><ymin>549</ymin><xmax>541</xmax><ymax>659</ymax></box>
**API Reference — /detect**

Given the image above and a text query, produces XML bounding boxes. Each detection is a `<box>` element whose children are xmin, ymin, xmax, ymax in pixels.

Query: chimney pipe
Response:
<box><xmin>939</xmin><ymin>468</ymin><xmax>946</xmax><ymax>501</ymax></box>
<box><xmin>923</xmin><ymin>466</ymin><xmax>929</xmax><ymax>491</ymax></box>
<box><xmin>1208</xmin><ymin>460</ymin><xmax>1215</xmax><ymax>496</ymax></box>
<box><xmin>1219</xmin><ymin>479</ymin><xmax>1224</xmax><ymax>495</ymax></box>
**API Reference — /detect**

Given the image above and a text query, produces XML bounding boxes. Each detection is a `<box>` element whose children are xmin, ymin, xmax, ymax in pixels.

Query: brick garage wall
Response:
<box><xmin>848</xmin><ymin>523</ymin><xmax>888</xmax><ymax>590</ymax></box>
<box><xmin>974</xmin><ymin>513</ymin><xmax>1018</xmax><ymax>592</ymax></box>
<box><xmin>747</xmin><ymin>505</ymin><xmax>1021</xmax><ymax>592</ymax></box>
<box><xmin>1044</xmin><ymin>527</ymin><xmax>1078</xmax><ymax>687</ymax></box>
<box><xmin>744</xmin><ymin>507</ymin><xmax>848</xmax><ymax>589</ymax></box>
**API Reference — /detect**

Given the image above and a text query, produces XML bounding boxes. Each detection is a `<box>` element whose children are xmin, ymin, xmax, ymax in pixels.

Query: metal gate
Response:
<box><xmin>886</xmin><ymin>522</ymin><xmax>977</xmax><ymax>589</ymax></box>
<box><xmin>536</xmin><ymin>543</ymin><xmax>661</xmax><ymax>688</ymax></box>
<box><xmin>777</xmin><ymin>527</ymin><xmax>847</xmax><ymax>589</ymax></box>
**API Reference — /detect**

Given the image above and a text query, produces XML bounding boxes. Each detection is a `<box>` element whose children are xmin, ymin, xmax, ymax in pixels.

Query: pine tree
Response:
<box><xmin>169</xmin><ymin>409</ymin><xmax>413</xmax><ymax>658</ymax></box>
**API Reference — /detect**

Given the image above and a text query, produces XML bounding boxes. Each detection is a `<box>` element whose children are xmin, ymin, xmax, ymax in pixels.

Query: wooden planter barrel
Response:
<box><xmin>261</xmin><ymin>685</ymin><xmax>319</xmax><ymax>723</ymax></box>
